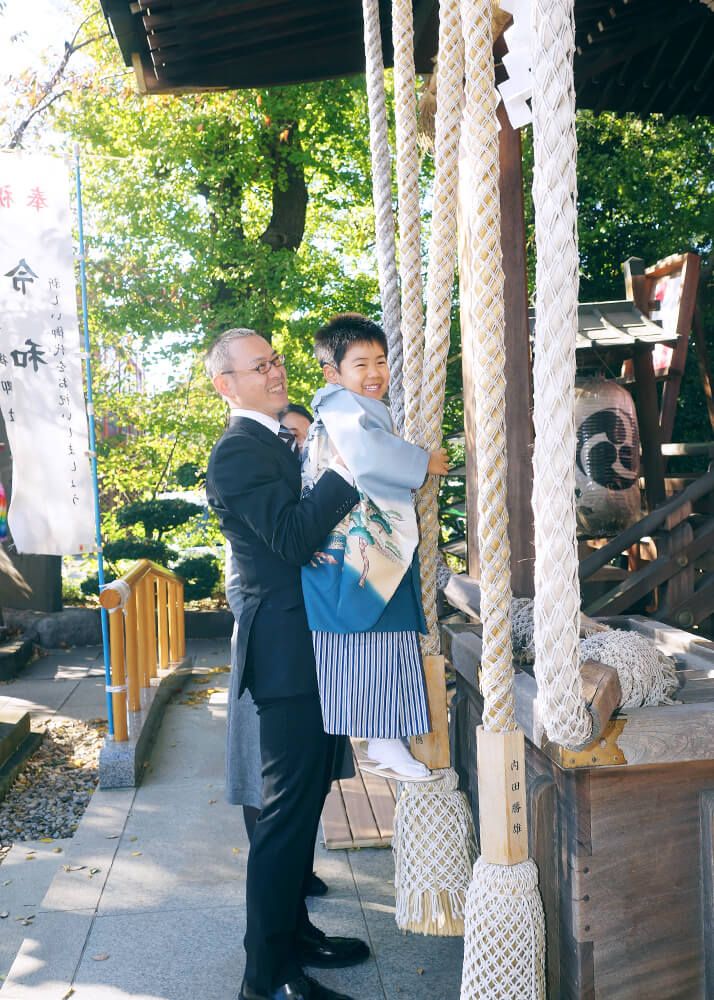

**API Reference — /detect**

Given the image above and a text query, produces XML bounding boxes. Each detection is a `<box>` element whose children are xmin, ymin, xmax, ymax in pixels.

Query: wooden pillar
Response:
<box><xmin>108</xmin><ymin>609</ymin><xmax>128</xmax><ymax>742</ymax></box>
<box><xmin>459</xmin><ymin>101</ymin><xmax>535</xmax><ymax>597</ymax></box>
<box><xmin>124</xmin><ymin>591</ymin><xmax>141</xmax><ymax>712</ymax></box>
<box><xmin>168</xmin><ymin>581</ymin><xmax>180</xmax><ymax>663</ymax></box>
<box><xmin>659</xmin><ymin>253</ymin><xmax>700</xmax><ymax>443</ymax></box>
<box><xmin>623</xmin><ymin>256</ymin><xmax>666</xmax><ymax>509</ymax></box>
<box><xmin>177</xmin><ymin>582</ymin><xmax>186</xmax><ymax>659</ymax></box>
<box><xmin>157</xmin><ymin>576</ymin><xmax>169</xmax><ymax>670</ymax></box>
<box><xmin>632</xmin><ymin>342</ymin><xmax>667</xmax><ymax>510</ymax></box>
<box><xmin>143</xmin><ymin>575</ymin><xmax>157</xmax><ymax>680</ymax></box>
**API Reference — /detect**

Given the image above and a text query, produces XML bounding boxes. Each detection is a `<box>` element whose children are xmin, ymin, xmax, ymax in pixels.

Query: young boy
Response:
<box><xmin>301</xmin><ymin>313</ymin><xmax>449</xmax><ymax>781</ymax></box>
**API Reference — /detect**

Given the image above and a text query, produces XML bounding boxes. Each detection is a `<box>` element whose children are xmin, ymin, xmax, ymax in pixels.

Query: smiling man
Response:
<box><xmin>205</xmin><ymin>329</ymin><xmax>366</xmax><ymax>1000</ymax></box>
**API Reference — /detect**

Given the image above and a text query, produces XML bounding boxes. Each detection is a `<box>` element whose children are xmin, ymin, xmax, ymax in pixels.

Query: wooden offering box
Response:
<box><xmin>446</xmin><ymin>616</ymin><xmax>714</xmax><ymax>999</ymax></box>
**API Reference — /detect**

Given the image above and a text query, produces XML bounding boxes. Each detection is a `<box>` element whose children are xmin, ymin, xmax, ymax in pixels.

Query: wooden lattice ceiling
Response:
<box><xmin>100</xmin><ymin>0</ymin><xmax>713</xmax><ymax>117</ymax></box>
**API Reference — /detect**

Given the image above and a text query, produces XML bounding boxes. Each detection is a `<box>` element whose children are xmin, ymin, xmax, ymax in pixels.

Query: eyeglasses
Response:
<box><xmin>220</xmin><ymin>354</ymin><xmax>286</xmax><ymax>377</ymax></box>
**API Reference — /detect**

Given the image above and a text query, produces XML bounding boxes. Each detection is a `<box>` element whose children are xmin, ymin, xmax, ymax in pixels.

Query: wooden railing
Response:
<box><xmin>580</xmin><ymin>466</ymin><xmax>714</xmax><ymax>631</ymax></box>
<box><xmin>99</xmin><ymin>560</ymin><xmax>186</xmax><ymax>741</ymax></box>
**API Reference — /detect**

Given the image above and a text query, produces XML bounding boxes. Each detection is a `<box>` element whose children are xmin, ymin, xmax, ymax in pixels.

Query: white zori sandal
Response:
<box><xmin>357</xmin><ymin>738</ymin><xmax>440</xmax><ymax>783</ymax></box>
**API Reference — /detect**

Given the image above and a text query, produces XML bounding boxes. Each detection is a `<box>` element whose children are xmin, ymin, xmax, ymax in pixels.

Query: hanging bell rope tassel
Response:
<box><xmin>394</xmin><ymin>766</ymin><xmax>478</xmax><ymax>936</ymax></box>
<box><xmin>386</xmin><ymin>0</ymin><xmax>477</xmax><ymax>939</ymax></box>
<box><xmin>461</xmin><ymin>729</ymin><xmax>546</xmax><ymax>999</ymax></box>
<box><xmin>394</xmin><ymin>655</ymin><xmax>477</xmax><ymax>936</ymax></box>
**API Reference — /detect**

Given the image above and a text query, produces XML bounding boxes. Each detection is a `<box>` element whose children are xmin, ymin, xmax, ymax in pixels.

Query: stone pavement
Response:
<box><xmin>0</xmin><ymin>640</ymin><xmax>464</xmax><ymax>1000</ymax></box>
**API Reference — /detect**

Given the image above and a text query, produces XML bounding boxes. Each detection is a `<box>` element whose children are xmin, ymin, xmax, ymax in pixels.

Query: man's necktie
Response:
<box><xmin>278</xmin><ymin>425</ymin><xmax>299</xmax><ymax>455</ymax></box>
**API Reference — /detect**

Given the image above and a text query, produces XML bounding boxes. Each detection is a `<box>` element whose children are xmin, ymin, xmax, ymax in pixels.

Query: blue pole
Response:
<box><xmin>74</xmin><ymin>144</ymin><xmax>115</xmax><ymax>737</ymax></box>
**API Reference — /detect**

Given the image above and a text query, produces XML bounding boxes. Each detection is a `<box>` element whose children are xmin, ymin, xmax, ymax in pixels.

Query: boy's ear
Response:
<box><xmin>323</xmin><ymin>364</ymin><xmax>340</xmax><ymax>385</ymax></box>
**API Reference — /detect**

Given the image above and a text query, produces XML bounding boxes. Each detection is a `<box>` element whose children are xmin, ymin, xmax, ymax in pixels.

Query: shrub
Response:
<box><xmin>173</xmin><ymin>554</ymin><xmax>221</xmax><ymax>601</ymax></box>
<box><xmin>103</xmin><ymin>538</ymin><xmax>176</xmax><ymax>564</ymax></box>
<box><xmin>174</xmin><ymin>463</ymin><xmax>205</xmax><ymax>488</ymax></box>
<box><xmin>80</xmin><ymin>572</ymin><xmax>108</xmax><ymax>597</ymax></box>
<box><xmin>116</xmin><ymin>499</ymin><xmax>203</xmax><ymax>539</ymax></box>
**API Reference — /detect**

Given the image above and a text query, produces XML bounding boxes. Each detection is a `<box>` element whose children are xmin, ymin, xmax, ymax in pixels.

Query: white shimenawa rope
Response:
<box><xmin>531</xmin><ymin>0</ymin><xmax>592</xmax><ymax>747</ymax></box>
<box><xmin>416</xmin><ymin>0</ymin><xmax>464</xmax><ymax>656</ymax></box>
<box><xmin>392</xmin><ymin>0</ymin><xmax>426</xmax><ymax>444</ymax></box>
<box><xmin>361</xmin><ymin>0</ymin><xmax>405</xmax><ymax>435</ymax></box>
<box><xmin>459</xmin><ymin>1</ymin><xmax>545</xmax><ymax>996</ymax></box>
<box><xmin>457</xmin><ymin>0</ymin><xmax>513</xmax><ymax>735</ymax></box>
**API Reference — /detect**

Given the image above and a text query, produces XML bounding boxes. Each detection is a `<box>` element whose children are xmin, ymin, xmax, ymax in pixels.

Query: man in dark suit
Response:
<box><xmin>205</xmin><ymin>329</ymin><xmax>368</xmax><ymax>1000</ymax></box>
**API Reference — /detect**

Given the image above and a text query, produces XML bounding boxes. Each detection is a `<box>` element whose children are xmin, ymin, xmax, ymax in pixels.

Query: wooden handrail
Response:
<box><xmin>99</xmin><ymin>559</ymin><xmax>183</xmax><ymax>609</ymax></box>
<box><xmin>579</xmin><ymin>466</ymin><xmax>714</xmax><ymax>581</ymax></box>
<box><xmin>100</xmin><ymin>559</ymin><xmax>186</xmax><ymax>742</ymax></box>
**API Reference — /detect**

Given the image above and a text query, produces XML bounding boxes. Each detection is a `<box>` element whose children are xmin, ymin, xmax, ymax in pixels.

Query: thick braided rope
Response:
<box><xmin>461</xmin><ymin>857</ymin><xmax>546</xmax><ymax>999</ymax></box>
<box><xmin>361</xmin><ymin>0</ymin><xmax>405</xmax><ymax>434</ymax></box>
<box><xmin>416</xmin><ymin>0</ymin><xmax>464</xmax><ymax>655</ymax></box>
<box><xmin>531</xmin><ymin>0</ymin><xmax>592</xmax><ymax>745</ymax></box>
<box><xmin>393</xmin><ymin>768</ymin><xmax>478</xmax><ymax>933</ymax></box>
<box><xmin>460</xmin><ymin>0</ymin><xmax>515</xmax><ymax>732</ymax></box>
<box><xmin>392</xmin><ymin>0</ymin><xmax>426</xmax><ymax>444</ymax></box>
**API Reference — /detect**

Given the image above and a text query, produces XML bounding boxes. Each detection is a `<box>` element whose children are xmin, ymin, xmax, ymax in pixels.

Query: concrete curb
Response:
<box><xmin>3</xmin><ymin>608</ymin><xmax>233</xmax><ymax>648</ymax></box>
<box><xmin>0</xmin><ymin>787</ymin><xmax>137</xmax><ymax>1000</ymax></box>
<box><xmin>98</xmin><ymin>656</ymin><xmax>194</xmax><ymax>788</ymax></box>
<box><xmin>0</xmin><ymin>636</ymin><xmax>34</xmax><ymax>682</ymax></box>
<box><xmin>0</xmin><ymin>713</ymin><xmax>43</xmax><ymax>804</ymax></box>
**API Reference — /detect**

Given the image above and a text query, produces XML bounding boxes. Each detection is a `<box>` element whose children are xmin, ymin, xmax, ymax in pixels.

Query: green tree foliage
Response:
<box><xmin>2</xmin><ymin>8</ymin><xmax>385</xmax><ymax>557</ymax></box>
<box><xmin>3</xmin><ymin>3</ymin><xmax>712</xmax><ymax>574</ymax></box>
<box><xmin>523</xmin><ymin>111</ymin><xmax>714</xmax><ymax>450</ymax></box>
<box><xmin>521</xmin><ymin>112</ymin><xmax>713</xmax><ymax>301</ymax></box>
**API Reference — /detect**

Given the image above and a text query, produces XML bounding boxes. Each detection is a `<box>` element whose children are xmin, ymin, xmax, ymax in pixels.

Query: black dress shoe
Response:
<box><xmin>238</xmin><ymin>978</ymin><xmax>307</xmax><ymax>1000</ymax></box>
<box><xmin>297</xmin><ymin>925</ymin><xmax>370</xmax><ymax>968</ymax></box>
<box><xmin>239</xmin><ymin>974</ymin><xmax>355</xmax><ymax>1000</ymax></box>
<box><xmin>305</xmin><ymin>871</ymin><xmax>329</xmax><ymax>897</ymax></box>
<box><xmin>302</xmin><ymin>974</ymin><xmax>355</xmax><ymax>1000</ymax></box>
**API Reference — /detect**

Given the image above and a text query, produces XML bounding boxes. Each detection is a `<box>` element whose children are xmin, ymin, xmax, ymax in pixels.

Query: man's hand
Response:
<box><xmin>427</xmin><ymin>447</ymin><xmax>450</xmax><ymax>477</ymax></box>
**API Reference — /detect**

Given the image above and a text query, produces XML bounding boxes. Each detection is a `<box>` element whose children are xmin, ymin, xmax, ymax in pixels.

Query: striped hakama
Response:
<box><xmin>312</xmin><ymin>630</ymin><xmax>430</xmax><ymax>739</ymax></box>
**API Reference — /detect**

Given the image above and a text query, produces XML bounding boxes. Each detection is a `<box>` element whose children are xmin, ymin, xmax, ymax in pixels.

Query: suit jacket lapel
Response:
<box><xmin>229</xmin><ymin>415</ymin><xmax>300</xmax><ymax>476</ymax></box>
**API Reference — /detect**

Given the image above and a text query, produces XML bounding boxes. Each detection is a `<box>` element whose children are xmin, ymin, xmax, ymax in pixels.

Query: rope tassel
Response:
<box><xmin>372</xmin><ymin>0</ymin><xmax>476</xmax><ymax>938</ymax></box>
<box><xmin>461</xmin><ymin>858</ymin><xmax>546</xmax><ymax>999</ymax></box>
<box><xmin>457</xmin><ymin>0</ymin><xmax>545</xmax><ymax>993</ymax></box>
<box><xmin>393</xmin><ymin>768</ymin><xmax>478</xmax><ymax>936</ymax></box>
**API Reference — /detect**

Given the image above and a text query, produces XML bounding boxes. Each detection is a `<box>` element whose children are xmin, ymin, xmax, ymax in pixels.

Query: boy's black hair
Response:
<box><xmin>313</xmin><ymin>313</ymin><xmax>388</xmax><ymax>370</ymax></box>
<box><xmin>279</xmin><ymin>402</ymin><xmax>313</xmax><ymax>423</ymax></box>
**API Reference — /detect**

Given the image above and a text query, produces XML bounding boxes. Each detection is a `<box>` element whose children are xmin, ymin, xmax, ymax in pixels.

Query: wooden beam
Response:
<box><xmin>657</xmin><ymin>253</ymin><xmax>700</xmax><ymax>445</ymax></box>
<box><xmin>144</xmin><ymin>1</ymin><xmax>356</xmax><ymax>46</ymax></box>
<box><xmin>151</xmin><ymin>16</ymin><xmax>362</xmax><ymax>69</ymax></box>
<box><xmin>579</xmin><ymin>467</ymin><xmax>714</xmax><ymax>580</ymax></box>
<box><xmin>575</xmin><ymin>7</ymin><xmax>699</xmax><ymax>83</ymax></box>
<box><xmin>693</xmin><ymin>304</ymin><xmax>714</xmax><ymax>436</ymax></box>
<box><xmin>583</xmin><ymin>517</ymin><xmax>714</xmax><ymax>617</ymax></box>
<box><xmin>632</xmin><ymin>342</ymin><xmax>666</xmax><ymax>510</ymax></box>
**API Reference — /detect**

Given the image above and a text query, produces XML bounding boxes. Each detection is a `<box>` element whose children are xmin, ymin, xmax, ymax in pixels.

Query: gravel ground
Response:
<box><xmin>0</xmin><ymin>718</ymin><xmax>107</xmax><ymax>865</ymax></box>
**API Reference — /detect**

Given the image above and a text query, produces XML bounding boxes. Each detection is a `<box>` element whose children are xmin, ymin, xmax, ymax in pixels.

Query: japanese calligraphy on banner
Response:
<box><xmin>0</xmin><ymin>153</ymin><xmax>95</xmax><ymax>555</ymax></box>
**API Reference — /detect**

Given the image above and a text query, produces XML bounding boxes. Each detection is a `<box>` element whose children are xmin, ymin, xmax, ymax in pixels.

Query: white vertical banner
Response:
<box><xmin>0</xmin><ymin>152</ymin><xmax>95</xmax><ymax>555</ymax></box>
